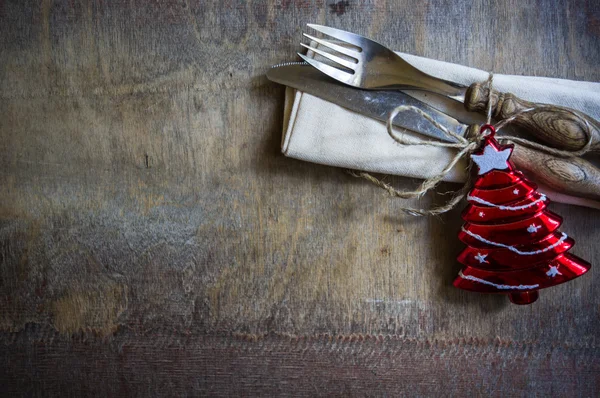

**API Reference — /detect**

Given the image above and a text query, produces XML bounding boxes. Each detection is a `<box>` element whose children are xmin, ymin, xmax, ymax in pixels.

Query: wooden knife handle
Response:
<box><xmin>509</xmin><ymin>143</ymin><xmax>600</xmax><ymax>201</ymax></box>
<box><xmin>465</xmin><ymin>83</ymin><xmax>600</xmax><ymax>152</ymax></box>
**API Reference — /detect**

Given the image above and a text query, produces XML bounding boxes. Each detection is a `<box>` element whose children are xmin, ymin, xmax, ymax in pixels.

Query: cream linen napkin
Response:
<box><xmin>281</xmin><ymin>51</ymin><xmax>600</xmax><ymax>209</ymax></box>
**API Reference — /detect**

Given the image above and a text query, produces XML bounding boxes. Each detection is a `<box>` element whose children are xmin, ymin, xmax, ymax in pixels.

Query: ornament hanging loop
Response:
<box><xmin>479</xmin><ymin>123</ymin><xmax>496</xmax><ymax>138</ymax></box>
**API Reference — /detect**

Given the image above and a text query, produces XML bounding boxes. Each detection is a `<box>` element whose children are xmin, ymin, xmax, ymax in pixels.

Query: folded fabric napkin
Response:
<box><xmin>281</xmin><ymin>50</ymin><xmax>600</xmax><ymax>209</ymax></box>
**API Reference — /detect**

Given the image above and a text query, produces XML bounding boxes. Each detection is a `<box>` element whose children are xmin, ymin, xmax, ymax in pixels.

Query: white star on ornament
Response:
<box><xmin>471</xmin><ymin>142</ymin><xmax>512</xmax><ymax>175</ymax></box>
<box><xmin>513</xmin><ymin>189</ymin><xmax>520</xmax><ymax>195</ymax></box>
<box><xmin>474</xmin><ymin>253</ymin><xmax>488</xmax><ymax>264</ymax></box>
<box><xmin>546</xmin><ymin>265</ymin><xmax>562</xmax><ymax>278</ymax></box>
<box><xmin>479</xmin><ymin>211</ymin><xmax>485</xmax><ymax>218</ymax></box>
<box><xmin>527</xmin><ymin>224</ymin><xmax>541</xmax><ymax>233</ymax></box>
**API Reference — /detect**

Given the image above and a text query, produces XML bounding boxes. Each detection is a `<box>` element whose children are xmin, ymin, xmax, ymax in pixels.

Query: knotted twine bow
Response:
<box><xmin>350</xmin><ymin>74</ymin><xmax>594</xmax><ymax>216</ymax></box>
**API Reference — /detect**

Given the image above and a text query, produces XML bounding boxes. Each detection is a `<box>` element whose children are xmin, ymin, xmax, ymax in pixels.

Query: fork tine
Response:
<box><xmin>302</xmin><ymin>33</ymin><xmax>360</xmax><ymax>58</ymax></box>
<box><xmin>297</xmin><ymin>53</ymin><xmax>354</xmax><ymax>85</ymax></box>
<box><xmin>300</xmin><ymin>43</ymin><xmax>356</xmax><ymax>70</ymax></box>
<box><xmin>307</xmin><ymin>24</ymin><xmax>366</xmax><ymax>48</ymax></box>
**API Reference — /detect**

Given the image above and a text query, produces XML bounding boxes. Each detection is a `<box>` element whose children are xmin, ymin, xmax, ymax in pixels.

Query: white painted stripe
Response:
<box><xmin>467</xmin><ymin>194</ymin><xmax>546</xmax><ymax>211</ymax></box>
<box><xmin>458</xmin><ymin>270</ymin><xmax>539</xmax><ymax>290</ymax></box>
<box><xmin>461</xmin><ymin>227</ymin><xmax>568</xmax><ymax>256</ymax></box>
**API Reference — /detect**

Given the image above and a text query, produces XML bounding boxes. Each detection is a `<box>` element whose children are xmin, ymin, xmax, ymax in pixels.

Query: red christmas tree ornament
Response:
<box><xmin>453</xmin><ymin>125</ymin><xmax>591</xmax><ymax>305</ymax></box>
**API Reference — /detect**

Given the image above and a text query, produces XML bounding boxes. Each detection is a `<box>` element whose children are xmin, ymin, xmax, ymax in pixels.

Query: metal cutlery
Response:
<box><xmin>268</xmin><ymin>63</ymin><xmax>467</xmax><ymax>143</ymax></box>
<box><xmin>267</xmin><ymin>63</ymin><xmax>600</xmax><ymax>201</ymax></box>
<box><xmin>299</xmin><ymin>24</ymin><xmax>600</xmax><ymax>153</ymax></box>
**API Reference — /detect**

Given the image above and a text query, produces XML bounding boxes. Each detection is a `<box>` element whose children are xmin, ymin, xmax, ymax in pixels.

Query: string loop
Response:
<box><xmin>351</xmin><ymin>73</ymin><xmax>594</xmax><ymax>216</ymax></box>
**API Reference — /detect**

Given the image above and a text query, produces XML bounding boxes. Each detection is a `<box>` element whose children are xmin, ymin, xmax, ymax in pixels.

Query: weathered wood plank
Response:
<box><xmin>0</xmin><ymin>0</ymin><xmax>599</xmax><ymax>394</ymax></box>
<box><xmin>1</xmin><ymin>328</ymin><xmax>599</xmax><ymax>397</ymax></box>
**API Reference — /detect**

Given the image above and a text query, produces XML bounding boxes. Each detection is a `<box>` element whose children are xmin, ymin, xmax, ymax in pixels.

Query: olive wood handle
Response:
<box><xmin>465</xmin><ymin>83</ymin><xmax>600</xmax><ymax>152</ymax></box>
<box><xmin>510</xmin><ymin>144</ymin><xmax>600</xmax><ymax>201</ymax></box>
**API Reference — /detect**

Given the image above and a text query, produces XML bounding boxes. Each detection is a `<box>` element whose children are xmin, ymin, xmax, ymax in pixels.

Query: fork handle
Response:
<box><xmin>465</xmin><ymin>83</ymin><xmax>600</xmax><ymax>152</ymax></box>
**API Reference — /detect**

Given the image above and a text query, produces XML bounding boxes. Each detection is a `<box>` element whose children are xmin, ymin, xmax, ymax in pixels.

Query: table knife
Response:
<box><xmin>268</xmin><ymin>63</ymin><xmax>466</xmax><ymax>143</ymax></box>
<box><xmin>267</xmin><ymin>63</ymin><xmax>600</xmax><ymax>201</ymax></box>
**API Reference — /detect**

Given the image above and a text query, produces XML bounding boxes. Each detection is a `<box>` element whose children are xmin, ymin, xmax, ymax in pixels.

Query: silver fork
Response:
<box><xmin>298</xmin><ymin>24</ymin><xmax>600</xmax><ymax>152</ymax></box>
<box><xmin>298</xmin><ymin>24</ymin><xmax>467</xmax><ymax>102</ymax></box>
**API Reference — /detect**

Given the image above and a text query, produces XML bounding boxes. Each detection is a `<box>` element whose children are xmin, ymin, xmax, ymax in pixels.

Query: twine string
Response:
<box><xmin>485</xmin><ymin>73</ymin><xmax>494</xmax><ymax>125</ymax></box>
<box><xmin>350</xmin><ymin>73</ymin><xmax>594</xmax><ymax>216</ymax></box>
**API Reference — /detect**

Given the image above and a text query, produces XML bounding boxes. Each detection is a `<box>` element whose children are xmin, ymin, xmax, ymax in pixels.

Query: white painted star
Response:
<box><xmin>471</xmin><ymin>142</ymin><xmax>512</xmax><ymax>175</ymax></box>
<box><xmin>546</xmin><ymin>265</ymin><xmax>562</xmax><ymax>277</ymax></box>
<box><xmin>513</xmin><ymin>189</ymin><xmax>520</xmax><ymax>195</ymax></box>
<box><xmin>527</xmin><ymin>224</ymin><xmax>541</xmax><ymax>233</ymax></box>
<box><xmin>474</xmin><ymin>253</ymin><xmax>488</xmax><ymax>263</ymax></box>
<box><xmin>479</xmin><ymin>211</ymin><xmax>485</xmax><ymax>218</ymax></box>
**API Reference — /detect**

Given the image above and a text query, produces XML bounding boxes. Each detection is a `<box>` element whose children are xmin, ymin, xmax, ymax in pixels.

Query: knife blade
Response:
<box><xmin>267</xmin><ymin>63</ymin><xmax>465</xmax><ymax>143</ymax></box>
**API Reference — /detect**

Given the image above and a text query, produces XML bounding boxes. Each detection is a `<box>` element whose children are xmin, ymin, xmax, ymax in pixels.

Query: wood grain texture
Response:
<box><xmin>466</xmin><ymin>83</ymin><xmax>600</xmax><ymax>151</ymax></box>
<box><xmin>1</xmin><ymin>0</ymin><xmax>599</xmax><ymax>395</ymax></box>
<box><xmin>512</xmin><ymin>144</ymin><xmax>600</xmax><ymax>201</ymax></box>
<box><xmin>1</xmin><ymin>327</ymin><xmax>599</xmax><ymax>397</ymax></box>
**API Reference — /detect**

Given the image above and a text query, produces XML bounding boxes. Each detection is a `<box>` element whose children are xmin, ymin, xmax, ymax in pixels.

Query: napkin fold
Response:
<box><xmin>281</xmin><ymin>50</ymin><xmax>600</xmax><ymax>209</ymax></box>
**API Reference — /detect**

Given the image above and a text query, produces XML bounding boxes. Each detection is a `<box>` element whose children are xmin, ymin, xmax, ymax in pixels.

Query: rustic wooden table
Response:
<box><xmin>1</xmin><ymin>1</ymin><xmax>599</xmax><ymax>396</ymax></box>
